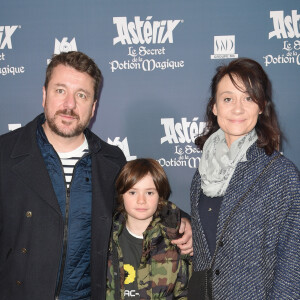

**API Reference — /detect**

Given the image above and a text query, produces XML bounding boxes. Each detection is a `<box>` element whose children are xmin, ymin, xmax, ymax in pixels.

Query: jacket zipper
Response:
<box><xmin>55</xmin><ymin>187</ymin><xmax>71</xmax><ymax>299</ymax></box>
<box><xmin>54</xmin><ymin>151</ymin><xmax>90</xmax><ymax>299</ymax></box>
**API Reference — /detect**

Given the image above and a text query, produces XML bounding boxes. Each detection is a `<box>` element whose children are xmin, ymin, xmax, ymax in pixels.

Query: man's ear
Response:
<box><xmin>42</xmin><ymin>86</ymin><xmax>46</xmax><ymax>108</ymax></box>
<box><xmin>91</xmin><ymin>100</ymin><xmax>97</xmax><ymax>118</ymax></box>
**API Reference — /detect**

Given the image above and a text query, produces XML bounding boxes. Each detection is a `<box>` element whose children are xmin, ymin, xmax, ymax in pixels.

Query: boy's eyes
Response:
<box><xmin>127</xmin><ymin>190</ymin><xmax>156</xmax><ymax>195</ymax></box>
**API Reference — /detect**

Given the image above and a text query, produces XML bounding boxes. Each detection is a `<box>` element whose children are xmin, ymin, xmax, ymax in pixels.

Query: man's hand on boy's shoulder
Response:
<box><xmin>172</xmin><ymin>217</ymin><xmax>193</xmax><ymax>256</ymax></box>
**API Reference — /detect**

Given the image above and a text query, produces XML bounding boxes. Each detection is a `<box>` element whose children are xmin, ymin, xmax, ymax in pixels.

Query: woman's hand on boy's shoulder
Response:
<box><xmin>172</xmin><ymin>217</ymin><xmax>193</xmax><ymax>256</ymax></box>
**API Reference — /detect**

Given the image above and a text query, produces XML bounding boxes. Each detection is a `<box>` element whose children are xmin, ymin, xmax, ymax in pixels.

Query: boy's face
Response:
<box><xmin>123</xmin><ymin>173</ymin><xmax>159</xmax><ymax>227</ymax></box>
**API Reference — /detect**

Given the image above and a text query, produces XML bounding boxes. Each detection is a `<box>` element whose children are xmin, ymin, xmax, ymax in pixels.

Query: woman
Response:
<box><xmin>189</xmin><ymin>58</ymin><xmax>300</xmax><ymax>299</ymax></box>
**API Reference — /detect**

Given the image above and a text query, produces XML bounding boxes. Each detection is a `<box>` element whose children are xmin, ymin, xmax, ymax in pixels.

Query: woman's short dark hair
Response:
<box><xmin>44</xmin><ymin>51</ymin><xmax>103</xmax><ymax>101</ymax></box>
<box><xmin>115</xmin><ymin>158</ymin><xmax>171</xmax><ymax>216</ymax></box>
<box><xmin>195</xmin><ymin>57</ymin><xmax>281</xmax><ymax>155</ymax></box>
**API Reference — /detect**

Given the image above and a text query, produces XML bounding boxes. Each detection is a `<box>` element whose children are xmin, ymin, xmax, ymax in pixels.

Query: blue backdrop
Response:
<box><xmin>1</xmin><ymin>0</ymin><xmax>299</xmax><ymax>212</ymax></box>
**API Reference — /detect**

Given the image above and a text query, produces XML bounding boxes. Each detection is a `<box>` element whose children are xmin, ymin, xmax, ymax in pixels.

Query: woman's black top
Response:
<box><xmin>198</xmin><ymin>192</ymin><xmax>223</xmax><ymax>256</ymax></box>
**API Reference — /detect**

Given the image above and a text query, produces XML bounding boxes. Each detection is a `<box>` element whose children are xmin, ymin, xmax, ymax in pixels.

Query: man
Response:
<box><xmin>0</xmin><ymin>51</ymin><xmax>192</xmax><ymax>300</ymax></box>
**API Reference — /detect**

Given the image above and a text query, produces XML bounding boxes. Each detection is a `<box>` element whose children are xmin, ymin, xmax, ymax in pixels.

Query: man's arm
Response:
<box><xmin>172</xmin><ymin>217</ymin><xmax>193</xmax><ymax>256</ymax></box>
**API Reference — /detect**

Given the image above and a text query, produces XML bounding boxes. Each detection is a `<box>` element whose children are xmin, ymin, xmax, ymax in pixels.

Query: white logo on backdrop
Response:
<box><xmin>47</xmin><ymin>37</ymin><xmax>78</xmax><ymax>64</ymax></box>
<box><xmin>210</xmin><ymin>35</ymin><xmax>238</xmax><ymax>60</ymax></box>
<box><xmin>113</xmin><ymin>16</ymin><xmax>181</xmax><ymax>45</ymax></box>
<box><xmin>8</xmin><ymin>124</ymin><xmax>21</xmax><ymax>131</ymax></box>
<box><xmin>161</xmin><ymin>118</ymin><xmax>206</xmax><ymax>144</ymax></box>
<box><xmin>0</xmin><ymin>26</ymin><xmax>20</xmax><ymax>49</ymax></box>
<box><xmin>109</xmin><ymin>16</ymin><xmax>184</xmax><ymax>72</ymax></box>
<box><xmin>264</xmin><ymin>10</ymin><xmax>300</xmax><ymax>67</ymax></box>
<box><xmin>54</xmin><ymin>37</ymin><xmax>77</xmax><ymax>54</ymax></box>
<box><xmin>0</xmin><ymin>25</ymin><xmax>25</xmax><ymax>77</ymax></box>
<box><xmin>107</xmin><ymin>137</ymin><xmax>137</xmax><ymax>161</ymax></box>
<box><xmin>158</xmin><ymin>118</ymin><xmax>205</xmax><ymax>168</ymax></box>
<box><xmin>269</xmin><ymin>10</ymin><xmax>300</xmax><ymax>39</ymax></box>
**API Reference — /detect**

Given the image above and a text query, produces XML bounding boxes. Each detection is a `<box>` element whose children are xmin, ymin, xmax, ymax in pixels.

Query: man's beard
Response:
<box><xmin>45</xmin><ymin>109</ymin><xmax>88</xmax><ymax>138</ymax></box>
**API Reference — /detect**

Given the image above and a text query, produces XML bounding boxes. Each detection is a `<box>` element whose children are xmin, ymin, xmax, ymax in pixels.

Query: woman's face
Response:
<box><xmin>213</xmin><ymin>74</ymin><xmax>261</xmax><ymax>147</ymax></box>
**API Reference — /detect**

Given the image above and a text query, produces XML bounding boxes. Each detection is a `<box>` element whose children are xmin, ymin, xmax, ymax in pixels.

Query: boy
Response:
<box><xmin>106</xmin><ymin>158</ymin><xmax>191</xmax><ymax>299</ymax></box>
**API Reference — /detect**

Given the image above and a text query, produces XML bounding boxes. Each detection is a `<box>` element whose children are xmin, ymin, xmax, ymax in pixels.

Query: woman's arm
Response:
<box><xmin>270</xmin><ymin>171</ymin><xmax>300</xmax><ymax>298</ymax></box>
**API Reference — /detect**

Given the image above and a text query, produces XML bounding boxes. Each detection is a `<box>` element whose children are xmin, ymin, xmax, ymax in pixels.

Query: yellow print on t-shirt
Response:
<box><xmin>124</xmin><ymin>264</ymin><xmax>136</xmax><ymax>284</ymax></box>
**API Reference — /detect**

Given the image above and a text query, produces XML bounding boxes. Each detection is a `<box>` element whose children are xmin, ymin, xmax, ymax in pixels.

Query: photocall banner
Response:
<box><xmin>1</xmin><ymin>0</ymin><xmax>299</xmax><ymax>212</ymax></box>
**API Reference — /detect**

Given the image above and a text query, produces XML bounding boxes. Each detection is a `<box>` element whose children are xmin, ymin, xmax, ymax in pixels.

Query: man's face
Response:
<box><xmin>42</xmin><ymin>64</ymin><xmax>96</xmax><ymax>138</ymax></box>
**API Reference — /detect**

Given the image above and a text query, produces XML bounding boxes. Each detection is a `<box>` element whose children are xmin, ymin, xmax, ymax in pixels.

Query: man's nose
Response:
<box><xmin>63</xmin><ymin>93</ymin><xmax>76</xmax><ymax>109</ymax></box>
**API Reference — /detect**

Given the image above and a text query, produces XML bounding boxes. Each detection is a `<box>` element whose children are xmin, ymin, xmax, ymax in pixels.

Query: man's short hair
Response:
<box><xmin>44</xmin><ymin>51</ymin><xmax>103</xmax><ymax>102</ymax></box>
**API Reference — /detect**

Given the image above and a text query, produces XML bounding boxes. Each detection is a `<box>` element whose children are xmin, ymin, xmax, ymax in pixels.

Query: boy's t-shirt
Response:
<box><xmin>119</xmin><ymin>227</ymin><xmax>143</xmax><ymax>299</ymax></box>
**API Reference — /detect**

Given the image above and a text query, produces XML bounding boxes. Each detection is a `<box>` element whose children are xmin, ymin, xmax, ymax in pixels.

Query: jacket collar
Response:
<box><xmin>112</xmin><ymin>201</ymin><xmax>181</xmax><ymax>267</ymax></box>
<box><xmin>113</xmin><ymin>201</ymin><xmax>181</xmax><ymax>239</ymax></box>
<box><xmin>246</xmin><ymin>142</ymin><xmax>266</xmax><ymax>161</ymax></box>
<box><xmin>10</xmin><ymin>114</ymin><xmax>62</xmax><ymax>215</ymax></box>
<box><xmin>10</xmin><ymin>114</ymin><xmax>42</xmax><ymax>159</ymax></box>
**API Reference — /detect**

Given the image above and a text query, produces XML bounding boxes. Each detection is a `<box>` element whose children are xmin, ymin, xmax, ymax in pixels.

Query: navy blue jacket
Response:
<box><xmin>0</xmin><ymin>114</ymin><xmax>126</xmax><ymax>300</ymax></box>
<box><xmin>36</xmin><ymin>117</ymin><xmax>93</xmax><ymax>299</ymax></box>
<box><xmin>191</xmin><ymin>144</ymin><xmax>300</xmax><ymax>299</ymax></box>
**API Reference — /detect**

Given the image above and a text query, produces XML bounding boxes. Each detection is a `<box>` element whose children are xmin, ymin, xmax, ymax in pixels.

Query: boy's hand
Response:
<box><xmin>172</xmin><ymin>217</ymin><xmax>193</xmax><ymax>255</ymax></box>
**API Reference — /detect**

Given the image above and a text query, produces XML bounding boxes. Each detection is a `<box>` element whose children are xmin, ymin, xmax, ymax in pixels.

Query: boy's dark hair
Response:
<box><xmin>115</xmin><ymin>158</ymin><xmax>171</xmax><ymax>216</ymax></box>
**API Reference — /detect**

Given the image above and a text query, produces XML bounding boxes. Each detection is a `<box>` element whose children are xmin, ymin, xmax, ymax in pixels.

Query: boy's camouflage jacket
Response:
<box><xmin>106</xmin><ymin>201</ymin><xmax>192</xmax><ymax>299</ymax></box>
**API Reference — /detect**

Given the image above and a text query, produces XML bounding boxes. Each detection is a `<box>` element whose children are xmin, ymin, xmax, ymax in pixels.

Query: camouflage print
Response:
<box><xmin>106</xmin><ymin>202</ymin><xmax>192</xmax><ymax>300</ymax></box>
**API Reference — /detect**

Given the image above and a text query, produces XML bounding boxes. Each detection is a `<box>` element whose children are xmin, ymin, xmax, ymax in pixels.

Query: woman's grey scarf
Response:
<box><xmin>198</xmin><ymin>128</ymin><xmax>257</xmax><ymax>197</ymax></box>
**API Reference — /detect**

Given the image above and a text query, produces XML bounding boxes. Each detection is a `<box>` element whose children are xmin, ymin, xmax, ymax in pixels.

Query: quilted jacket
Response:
<box><xmin>191</xmin><ymin>144</ymin><xmax>300</xmax><ymax>299</ymax></box>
